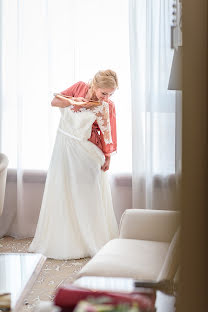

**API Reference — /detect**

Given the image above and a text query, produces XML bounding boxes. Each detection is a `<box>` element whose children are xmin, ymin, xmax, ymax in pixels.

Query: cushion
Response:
<box><xmin>78</xmin><ymin>238</ymin><xmax>170</xmax><ymax>280</ymax></box>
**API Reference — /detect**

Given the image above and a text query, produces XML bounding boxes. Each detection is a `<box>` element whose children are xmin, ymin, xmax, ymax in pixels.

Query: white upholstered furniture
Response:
<box><xmin>77</xmin><ymin>209</ymin><xmax>180</xmax><ymax>281</ymax></box>
<box><xmin>0</xmin><ymin>153</ymin><xmax>9</xmax><ymax>216</ymax></box>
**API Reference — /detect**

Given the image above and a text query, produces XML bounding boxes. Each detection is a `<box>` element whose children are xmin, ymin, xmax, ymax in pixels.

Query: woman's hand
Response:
<box><xmin>73</xmin><ymin>98</ymin><xmax>100</xmax><ymax>109</ymax></box>
<box><xmin>73</xmin><ymin>97</ymin><xmax>88</xmax><ymax>102</ymax></box>
<box><xmin>101</xmin><ymin>155</ymin><xmax>111</xmax><ymax>171</ymax></box>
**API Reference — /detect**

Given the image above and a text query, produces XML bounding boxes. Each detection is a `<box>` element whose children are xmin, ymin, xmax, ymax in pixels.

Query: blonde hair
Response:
<box><xmin>90</xmin><ymin>69</ymin><xmax>118</xmax><ymax>90</ymax></box>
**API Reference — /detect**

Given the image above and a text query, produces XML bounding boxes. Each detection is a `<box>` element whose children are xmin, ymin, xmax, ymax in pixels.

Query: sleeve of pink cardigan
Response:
<box><xmin>61</xmin><ymin>81</ymin><xmax>85</xmax><ymax>97</ymax></box>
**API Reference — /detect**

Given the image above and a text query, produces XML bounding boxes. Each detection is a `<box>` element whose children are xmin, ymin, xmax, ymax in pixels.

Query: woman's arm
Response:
<box><xmin>51</xmin><ymin>95</ymin><xmax>89</xmax><ymax>108</ymax></box>
<box><xmin>51</xmin><ymin>96</ymin><xmax>71</xmax><ymax>108</ymax></box>
<box><xmin>51</xmin><ymin>81</ymin><xmax>87</xmax><ymax>108</ymax></box>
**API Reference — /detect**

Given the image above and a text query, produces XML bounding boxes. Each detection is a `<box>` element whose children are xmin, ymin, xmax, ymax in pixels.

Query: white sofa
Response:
<box><xmin>77</xmin><ymin>209</ymin><xmax>180</xmax><ymax>281</ymax></box>
<box><xmin>0</xmin><ymin>153</ymin><xmax>9</xmax><ymax>216</ymax></box>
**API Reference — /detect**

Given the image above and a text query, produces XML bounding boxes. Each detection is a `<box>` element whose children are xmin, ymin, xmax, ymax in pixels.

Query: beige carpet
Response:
<box><xmin>0</xmin><ymin>236</ymin><xmax>90</xmax><ymax>311</ymax></box>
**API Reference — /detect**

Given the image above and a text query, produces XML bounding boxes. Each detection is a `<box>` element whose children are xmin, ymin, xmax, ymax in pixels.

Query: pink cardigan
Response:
<box><xmin>61</xmin><ymin>81</ymin><xmax>117</xmax><ymax>157</ymax></box>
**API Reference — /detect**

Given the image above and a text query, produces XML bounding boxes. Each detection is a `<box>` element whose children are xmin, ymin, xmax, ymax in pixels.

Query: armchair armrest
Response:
<box><xmin>119</xmin><ymin>209</ymin><xmax>180</xmax><ymax>242</ymax></box>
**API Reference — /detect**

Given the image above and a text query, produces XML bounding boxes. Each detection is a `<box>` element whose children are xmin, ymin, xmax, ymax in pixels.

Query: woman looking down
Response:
<box><xmin>29</xmin><ymin>69</ymin><xmax>119</xmax><ymax>260</ymax></box>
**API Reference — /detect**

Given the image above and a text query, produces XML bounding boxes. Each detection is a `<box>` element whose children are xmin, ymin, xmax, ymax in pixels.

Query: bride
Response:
<box><xmin>29</xmin><ymin>70</ymin><xmax>119</xmax><ymax>260</ymax></box>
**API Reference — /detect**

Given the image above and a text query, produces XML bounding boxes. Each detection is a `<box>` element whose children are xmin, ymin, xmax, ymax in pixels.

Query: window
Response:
<box><xmin>1</xmin><ymin>0</ymin><xmax>131</xmax><ymax>174</ymax></box>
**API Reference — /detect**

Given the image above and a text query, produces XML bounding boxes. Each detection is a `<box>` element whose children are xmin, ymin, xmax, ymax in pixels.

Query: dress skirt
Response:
<box><xmin>29</xmin><ymin>130</ymin><xmax>118</xmax><ymax>259</ymax></box>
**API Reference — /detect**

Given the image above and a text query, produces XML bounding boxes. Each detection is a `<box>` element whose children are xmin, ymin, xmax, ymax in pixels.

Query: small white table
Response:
<box><xmin>0</xmin><ymin>253</ymin><xmax>46</xmax><ymax>311</ymax></box>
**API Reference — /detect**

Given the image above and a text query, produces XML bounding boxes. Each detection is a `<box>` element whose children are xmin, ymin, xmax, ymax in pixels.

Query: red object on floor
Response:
<box><xmin>54</xmin><ymin>284</ymin><xmax>156</xmax><ymax>312</ymax></box>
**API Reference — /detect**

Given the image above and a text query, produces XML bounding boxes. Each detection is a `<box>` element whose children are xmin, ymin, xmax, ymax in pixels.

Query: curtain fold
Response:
<box><xmin>129</xmin><ymin>0</ymin><xmax>177</xmax><ymax>210</ymax></box>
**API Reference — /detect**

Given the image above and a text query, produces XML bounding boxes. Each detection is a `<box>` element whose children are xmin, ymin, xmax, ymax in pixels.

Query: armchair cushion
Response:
<box><xmin>78</xmin><ymin>238</ymin><xmax>169</xmax><ymax>280</ymax></box>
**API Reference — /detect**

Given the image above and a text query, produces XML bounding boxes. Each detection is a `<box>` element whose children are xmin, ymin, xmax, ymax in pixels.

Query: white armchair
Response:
<box><xmin>0</xmin><ymin>153</ymin><xmax>9</xmax><ymax>216</ymax></box>
<box><xmin>77</xmin><ymin>209</ymin><xmax>180</xmax><ymax>281</ymax></box>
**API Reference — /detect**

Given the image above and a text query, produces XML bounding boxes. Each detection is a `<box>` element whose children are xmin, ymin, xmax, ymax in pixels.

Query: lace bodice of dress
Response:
<box><xmin>59</xmin><ymin>101</ymin><xmax>112</xmax><ymax>145</ymax></box>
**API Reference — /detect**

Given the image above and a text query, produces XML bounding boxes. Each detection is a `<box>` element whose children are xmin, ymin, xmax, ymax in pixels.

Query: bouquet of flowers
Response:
<box><xmin>73</xmin><ymin>296</ymin><xmax>142</xmax><ymax>312</ymax></box>
<box><xmin>54</xmin><ymin>284</ymin><xmax>155</xmax><ymax>312</ymax></box>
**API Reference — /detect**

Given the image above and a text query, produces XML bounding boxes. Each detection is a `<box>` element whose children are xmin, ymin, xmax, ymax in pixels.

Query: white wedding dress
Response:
<box><xmin>29</xmin><ymin>101</ymin><xmax>118</xmax><ymax>260</ymax></box>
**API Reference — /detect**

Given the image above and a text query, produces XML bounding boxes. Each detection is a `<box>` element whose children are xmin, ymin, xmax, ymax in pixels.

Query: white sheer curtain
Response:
<box><xmin>129</xmin><ymin>0</ymin><xmax>177</xmax><ymax>210</ymax></box>
<box><xmin>0</xmin><ymin>0</ymin><xmax>131</xmax><ymax>237</ymax></box>
<box><xmin>1</xmin><ymin>0</ymin><xmax>131</xmax><ymax>171</ymax></box>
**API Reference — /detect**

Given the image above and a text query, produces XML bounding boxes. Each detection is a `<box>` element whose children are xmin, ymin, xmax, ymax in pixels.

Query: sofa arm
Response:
<box><xmin>119</xmin><ymin>209</ymin><xmax>180</xmax><ymax>242</ymax></box>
